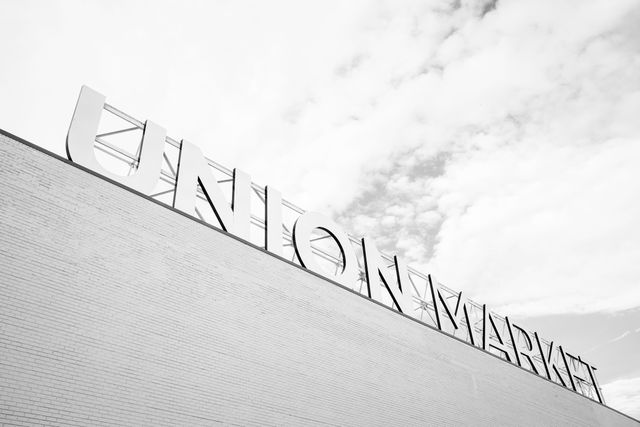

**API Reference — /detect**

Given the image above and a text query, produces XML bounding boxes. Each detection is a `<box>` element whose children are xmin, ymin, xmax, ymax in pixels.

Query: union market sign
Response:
<box><xmin>66</xmin><ymin>86</ymin><xmax>605</xmax><ymax>404</ymax></box>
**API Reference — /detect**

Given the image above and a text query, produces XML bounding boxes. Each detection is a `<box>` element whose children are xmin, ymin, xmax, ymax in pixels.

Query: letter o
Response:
<box><xmin>293</xmin><ymin>212</ymin><xmax>358</xmax><ymax>288</ymax></box>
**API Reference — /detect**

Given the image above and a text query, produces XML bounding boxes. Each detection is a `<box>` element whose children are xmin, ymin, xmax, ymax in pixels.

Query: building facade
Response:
<box><xmin>0</xmin><ymin>130</ymin><xmax>638</xmax><ymax>426</ymax></box>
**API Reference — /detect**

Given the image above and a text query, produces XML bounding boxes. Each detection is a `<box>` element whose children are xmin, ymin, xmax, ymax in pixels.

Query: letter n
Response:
<box><xmin>361</xmin><ymin>236</ymin><xmax>413</xmax><ymax>314</ymax></box>
<box><xmin>173</xmin><ymin>140</ymin><xmax>251</xmax><ymax>240</ymax></box>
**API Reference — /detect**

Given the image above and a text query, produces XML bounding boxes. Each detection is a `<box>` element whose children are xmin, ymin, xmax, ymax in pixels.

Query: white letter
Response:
<box><xmin>66</xmin><ymin>85</ymin><xmax>165</xmax><ymax>194</ymax></box>
<box><xmin>362</xmin><ymin>237</ymin><xmax>413</xmax><ymax>314</ymax></box>
<box><xmin>293</xmin><ymin>212</ymin><xmax>358</xmax><ymax>288</ymax></box>
<box><xmin>173</xmin><ymin>140</ymin><xmax>251</xmax><ymax>240</ymax></box>
<box><xmin>265</xmin><ymin>186</ymin><xmax>283</xmax><ymax>256</ymax></box>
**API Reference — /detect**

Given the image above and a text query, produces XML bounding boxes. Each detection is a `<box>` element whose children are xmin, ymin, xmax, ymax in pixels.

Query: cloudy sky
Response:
<box><xmin>1</xmin><ymin>0</ymin><xmax>639</xmax><ymax>418</ymax></box>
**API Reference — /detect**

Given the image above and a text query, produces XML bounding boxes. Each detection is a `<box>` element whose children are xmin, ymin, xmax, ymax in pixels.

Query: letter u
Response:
<box><xmin>66</xmin><ymin>85</ymin><xmax>166</xmax><ymax>195</ymax></box>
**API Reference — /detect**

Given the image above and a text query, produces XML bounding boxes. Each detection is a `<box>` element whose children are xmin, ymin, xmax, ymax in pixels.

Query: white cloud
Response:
<box><xmin>603</xmin><ymin>377</ymin><xmax>640</xmax><ymax>419</ymax></box>
<box><xmin>428</xmin><ymin>138</ymin><xmax>640</xmax><ymax>316</ymax></box>
<box><xmin>0</xmin><ymin>0</ymin><xmax>638</xmax><ymax>414</ymax></box>
<box><xmin>610</xmin><ymin>331</ymin><xmax>631</xmax><ymax>344</ymax></box>
<box><xmin>0</xmin><ymin>0</ymin><xmax>637</xmax><ymax>327</ymax></box>
<box><xmin>334</xmin><ymin>0</ymin><xmax>640</xmax><ymax>317</ymax></box>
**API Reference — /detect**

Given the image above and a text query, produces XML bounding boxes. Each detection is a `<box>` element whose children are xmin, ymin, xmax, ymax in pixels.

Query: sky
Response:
<box><xmin>1</xmin><ymin>0</ymin><xmax>639</xmax><ymax>418</ymax></box>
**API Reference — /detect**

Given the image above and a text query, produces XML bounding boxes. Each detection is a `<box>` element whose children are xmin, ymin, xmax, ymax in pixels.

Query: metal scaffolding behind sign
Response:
<box><xmin>83</xmin><ymin>92</ymin><xmax>604</xmax><ymax>405</ymax></box>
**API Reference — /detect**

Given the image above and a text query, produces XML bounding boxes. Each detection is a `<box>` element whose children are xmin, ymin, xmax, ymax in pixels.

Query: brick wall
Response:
<box><xmin>0</xmin><ymin>131</ymin><xmax>637</xmax><ymax>426</ymax></box>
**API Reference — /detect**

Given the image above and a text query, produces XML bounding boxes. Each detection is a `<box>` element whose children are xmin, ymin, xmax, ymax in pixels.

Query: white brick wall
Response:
<box><xmin>0</xmin><ymin>131</ymin><xmax>637</xmax><ymax>426</ymax></box>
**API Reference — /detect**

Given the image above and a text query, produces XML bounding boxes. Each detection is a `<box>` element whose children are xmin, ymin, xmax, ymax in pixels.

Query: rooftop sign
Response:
<box><xmin>66</xmin><ymin>85</ymin><xmax>605</xmax><ymax>404</ymax></box>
